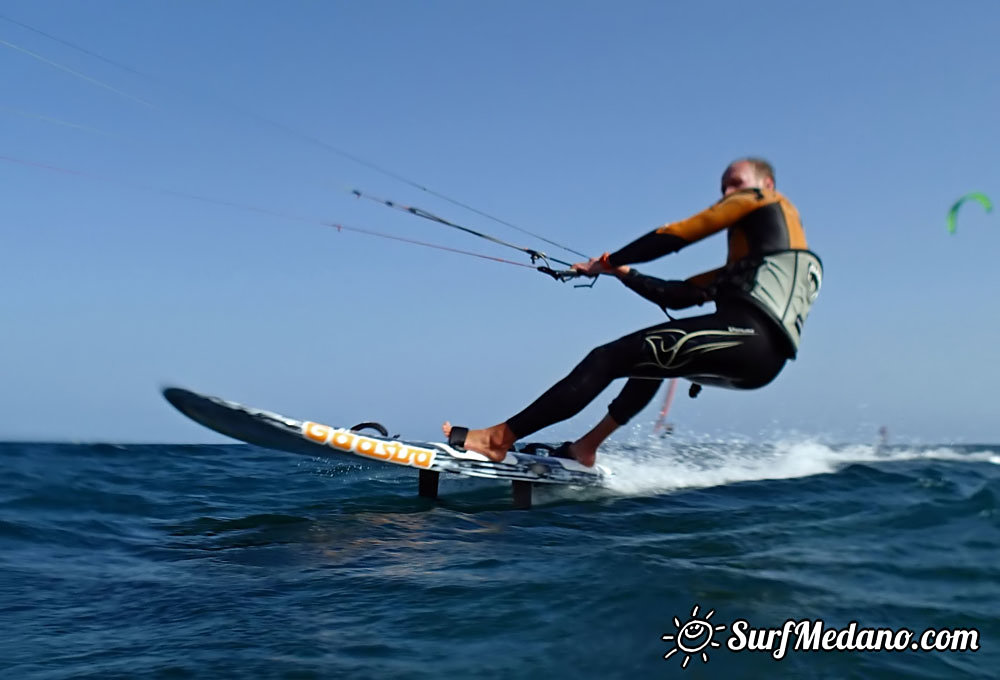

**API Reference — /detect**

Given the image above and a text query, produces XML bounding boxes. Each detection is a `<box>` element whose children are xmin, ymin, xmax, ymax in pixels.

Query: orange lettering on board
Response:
<box><xmin>412</xmin><ymin>450</ymin><xmax>433</xmax><ymax>468</ymax></box>
<box><xmin>305</xmin><ymin>426</ymin><xmax>436</xmax><ymax>470</ymax></box>
<box><xmin>368</xmin><ymin>440</ymin><xmax>392</xmax><ymax>460</ymax></box>
<box><xmin>302</xmin><ymin>422</ymin><xmax>333</xmax><ymax>444</ymax></box>
<box><xmin>330</xmin><ymin>431</ymin><xmax>356</xmax><ymax>451</ymax></box>
<box><xmin>390</xmin><ymin>446</ymin><xmax>412</xmax><ymax>464</ymax></box>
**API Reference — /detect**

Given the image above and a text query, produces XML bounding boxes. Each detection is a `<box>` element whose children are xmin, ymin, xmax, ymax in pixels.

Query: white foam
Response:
<box><xmin>593</xmin><ymin>436</ymin><xmax>999</xmax><ymax>497</ymax></box>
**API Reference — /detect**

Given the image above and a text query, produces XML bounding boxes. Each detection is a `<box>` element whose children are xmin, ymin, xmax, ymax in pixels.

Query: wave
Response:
<box><xmin>596</xmin><ymin>437</ymin><xmax>1000</xmax><ymax>497</ymax></box>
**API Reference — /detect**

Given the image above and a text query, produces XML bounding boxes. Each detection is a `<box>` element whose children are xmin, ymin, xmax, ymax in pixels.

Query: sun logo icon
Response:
<box><xmin>661</xmin><ymin>604</ymin><xmax>726</xmax><ymax>669</ymax></box>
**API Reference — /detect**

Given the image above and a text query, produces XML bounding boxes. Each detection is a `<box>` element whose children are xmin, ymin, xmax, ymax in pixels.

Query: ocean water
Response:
<box><xmin>1</xmin><ymin>439</ymin><xmax>997</xmax><ymax>679</ymax></box>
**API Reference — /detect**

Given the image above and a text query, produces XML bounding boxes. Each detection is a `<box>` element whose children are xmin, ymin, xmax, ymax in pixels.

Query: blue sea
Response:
<box><xmin>2</xmin><ymin>438</ymin><xmax>997</xmax><ymax>679</ymax></box>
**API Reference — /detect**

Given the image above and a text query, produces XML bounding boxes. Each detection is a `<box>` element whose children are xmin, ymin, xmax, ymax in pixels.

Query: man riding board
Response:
<box><xmin>444</xmin><ymin>158</ymin><xmax>822</xmax><ymax>466</ymax></box>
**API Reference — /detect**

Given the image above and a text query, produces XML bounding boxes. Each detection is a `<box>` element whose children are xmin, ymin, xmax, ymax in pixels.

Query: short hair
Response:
<box><xmin>732</xmin><ymin>157</ymin><xmax>776</xmax><ymax>186</ymax></box>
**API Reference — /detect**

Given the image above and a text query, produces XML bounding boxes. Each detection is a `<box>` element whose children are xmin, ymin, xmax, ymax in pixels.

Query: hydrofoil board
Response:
<box><xmin>162</xmin><ymin>387</ymin><xmax>608</xmax><ymax>507</ymax></box>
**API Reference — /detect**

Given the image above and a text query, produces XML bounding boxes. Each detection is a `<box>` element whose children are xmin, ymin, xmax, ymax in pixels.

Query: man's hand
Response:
<box><xmin>571</xmin><ymin>258</ymin><xmax>604</xmax><ymax>276</ymax></box>
<box><xmin>571</xmin><ymin>256</ymin><xmax>631</xmax><ymax>277</ymax></box>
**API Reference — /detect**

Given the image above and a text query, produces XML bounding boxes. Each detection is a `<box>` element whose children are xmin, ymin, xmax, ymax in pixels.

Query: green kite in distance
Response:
<box><xmin>948</xmin><ymin>192</ymin><xmax>993</xmax><ymax>234</ymax></box>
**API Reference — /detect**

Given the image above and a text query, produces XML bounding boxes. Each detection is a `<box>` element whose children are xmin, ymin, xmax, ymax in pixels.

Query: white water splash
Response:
<box><xmin>591</xmin><ymin>436</ymin><xmax>1000</xmax><ymax>497</ymax></box>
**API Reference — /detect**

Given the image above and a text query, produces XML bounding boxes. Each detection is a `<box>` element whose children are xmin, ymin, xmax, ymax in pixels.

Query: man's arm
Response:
<box><xmin>684</xmin><ymin>266</ymin><xmax>725</xmax><ymax>290</ymax></box>
<box><xmin>606</xmin><ymin>190</ymin><xmax>765</xmax><ymax>267</ymax></box>
<box><xmin>618</xmin><ymin>269</ymin><xmax>710</xmax><ymax>310</ymax></box>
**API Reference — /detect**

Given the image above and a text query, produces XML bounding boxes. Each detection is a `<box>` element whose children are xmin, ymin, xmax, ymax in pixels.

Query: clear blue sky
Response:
<box><xmin>2</xmin><ymin>1</ymin><xmax>998</xmax><ymax>444</ymax></box>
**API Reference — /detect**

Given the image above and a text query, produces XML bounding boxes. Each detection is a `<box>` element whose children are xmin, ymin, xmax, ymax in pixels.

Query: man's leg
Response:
<box><xmin>504</xmin><ymin>340</ymin><xmax>641</xmax><ymax>437</ymax></box>
<box><xmin>568</xmin><ymin>378</ymin><xmax>663</xmax><ymax>466</ymax></box>
<box><xmin>443</xmin><ymin>304</ymin><xmax>785</xmax><ymax>462</ymax></box>
<box><xmin>443</xmin><ymin>332</ymin><xmax>647</xmax><ymax>460</ymax></box>
<box><xmin>561</xmin><ymin>304</ymin><xmax>788</xmax><ymax>464</ymax></box>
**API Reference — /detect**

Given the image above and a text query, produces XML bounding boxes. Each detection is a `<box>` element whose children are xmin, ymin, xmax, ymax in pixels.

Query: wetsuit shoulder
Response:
<box><xmin>607</xmin><ymin>190</ymin><xmax>771</xmax><ymax>267</ymax></box>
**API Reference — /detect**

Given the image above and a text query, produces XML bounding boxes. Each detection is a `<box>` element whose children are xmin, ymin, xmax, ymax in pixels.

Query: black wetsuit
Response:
<box><xmin>506</xmin><ymin>275</ymin><xmax>787</xmax><ymax>436</ymax></box>
<box><xmin>505</xmin><ymin>188</ymin><xmax>812</xmax><ymax>439</ymax></box>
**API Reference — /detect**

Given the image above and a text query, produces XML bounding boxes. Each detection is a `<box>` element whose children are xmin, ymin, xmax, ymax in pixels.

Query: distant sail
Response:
<box><xmin>653</xmin><ymin>379</ymin><xmax>679</xmax><ymax>435</ymax></box>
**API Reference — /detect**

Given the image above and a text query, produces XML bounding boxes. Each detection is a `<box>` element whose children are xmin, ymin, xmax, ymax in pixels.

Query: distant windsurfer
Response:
<box><xmin>444</xmin><ymin>158</ymin><xmax>822</xmax><ymax>466</ymax></box>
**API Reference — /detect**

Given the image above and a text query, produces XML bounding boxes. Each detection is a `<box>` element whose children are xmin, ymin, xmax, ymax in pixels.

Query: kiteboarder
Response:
<box><xmin>444</xmin><ymin>158</ymin><xmax>823</xmax><ymax>466</ymax></box>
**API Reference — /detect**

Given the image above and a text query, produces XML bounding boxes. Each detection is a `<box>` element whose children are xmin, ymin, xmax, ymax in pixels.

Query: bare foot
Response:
<box><xmin>565</xmin><ymin>413</ymin><xmax>619</xmax><ymax>468</ymax></box>
<box><xmin>442</xmin><ymin>421</ymin><xmax>515</xmax><ymax>462</ymax></box>
<box><xmin>567</xmin><ymin>441</ymin><xmax>597</xmax><ymax>468</ymax></box>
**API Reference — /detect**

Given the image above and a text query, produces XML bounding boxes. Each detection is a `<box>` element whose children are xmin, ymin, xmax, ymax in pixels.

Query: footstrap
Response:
<box><xmin>350</xmin><ymin>421</ymin><xmax>391</xmax><ymax>438</ymax></box>
<box><xmin>447</xmin><ymin>426</ymin><xmax>469</xmax><ymax>449</ymax></box>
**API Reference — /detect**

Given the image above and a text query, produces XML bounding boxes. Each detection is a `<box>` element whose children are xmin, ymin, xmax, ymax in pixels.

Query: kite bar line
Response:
<box><xmin>0</xmin><ymin>12</ymin><xmax>588</xmax><ymax>262</ymax></box>
<box><xmin>0</xmin><ymin>154</ymin><xmax>587</xmax><ymax>282</ymax></box>
<box><xmin>350</xmin><ymin>188</ymin><xmax>578</xmax><ymax>269</ymax></box>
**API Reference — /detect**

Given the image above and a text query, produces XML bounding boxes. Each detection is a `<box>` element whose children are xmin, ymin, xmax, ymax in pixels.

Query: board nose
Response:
<box><xmin>162</xmin><ymin>386</ymin><xmax>194</xmax><ymax>412</ymax></box>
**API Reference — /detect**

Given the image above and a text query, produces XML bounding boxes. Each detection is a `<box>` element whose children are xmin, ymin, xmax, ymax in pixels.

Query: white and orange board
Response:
<box><xmin>163</xmin><ymin>387</ymin><xmax>608</xmax><ymax>486</ymax></box>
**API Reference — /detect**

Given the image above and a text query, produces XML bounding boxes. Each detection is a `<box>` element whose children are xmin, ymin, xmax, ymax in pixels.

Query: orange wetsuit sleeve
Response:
<box><xmin>606</xmin><ymin>190</ymin><xmax>767</xmax><ymax>267</ymax></box>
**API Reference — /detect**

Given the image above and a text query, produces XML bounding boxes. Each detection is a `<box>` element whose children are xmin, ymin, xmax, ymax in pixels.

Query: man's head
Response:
<box><xmin>721</xmin><ymin>158</ymin><xmax>775</xmax><ymax>196</ymax></box>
